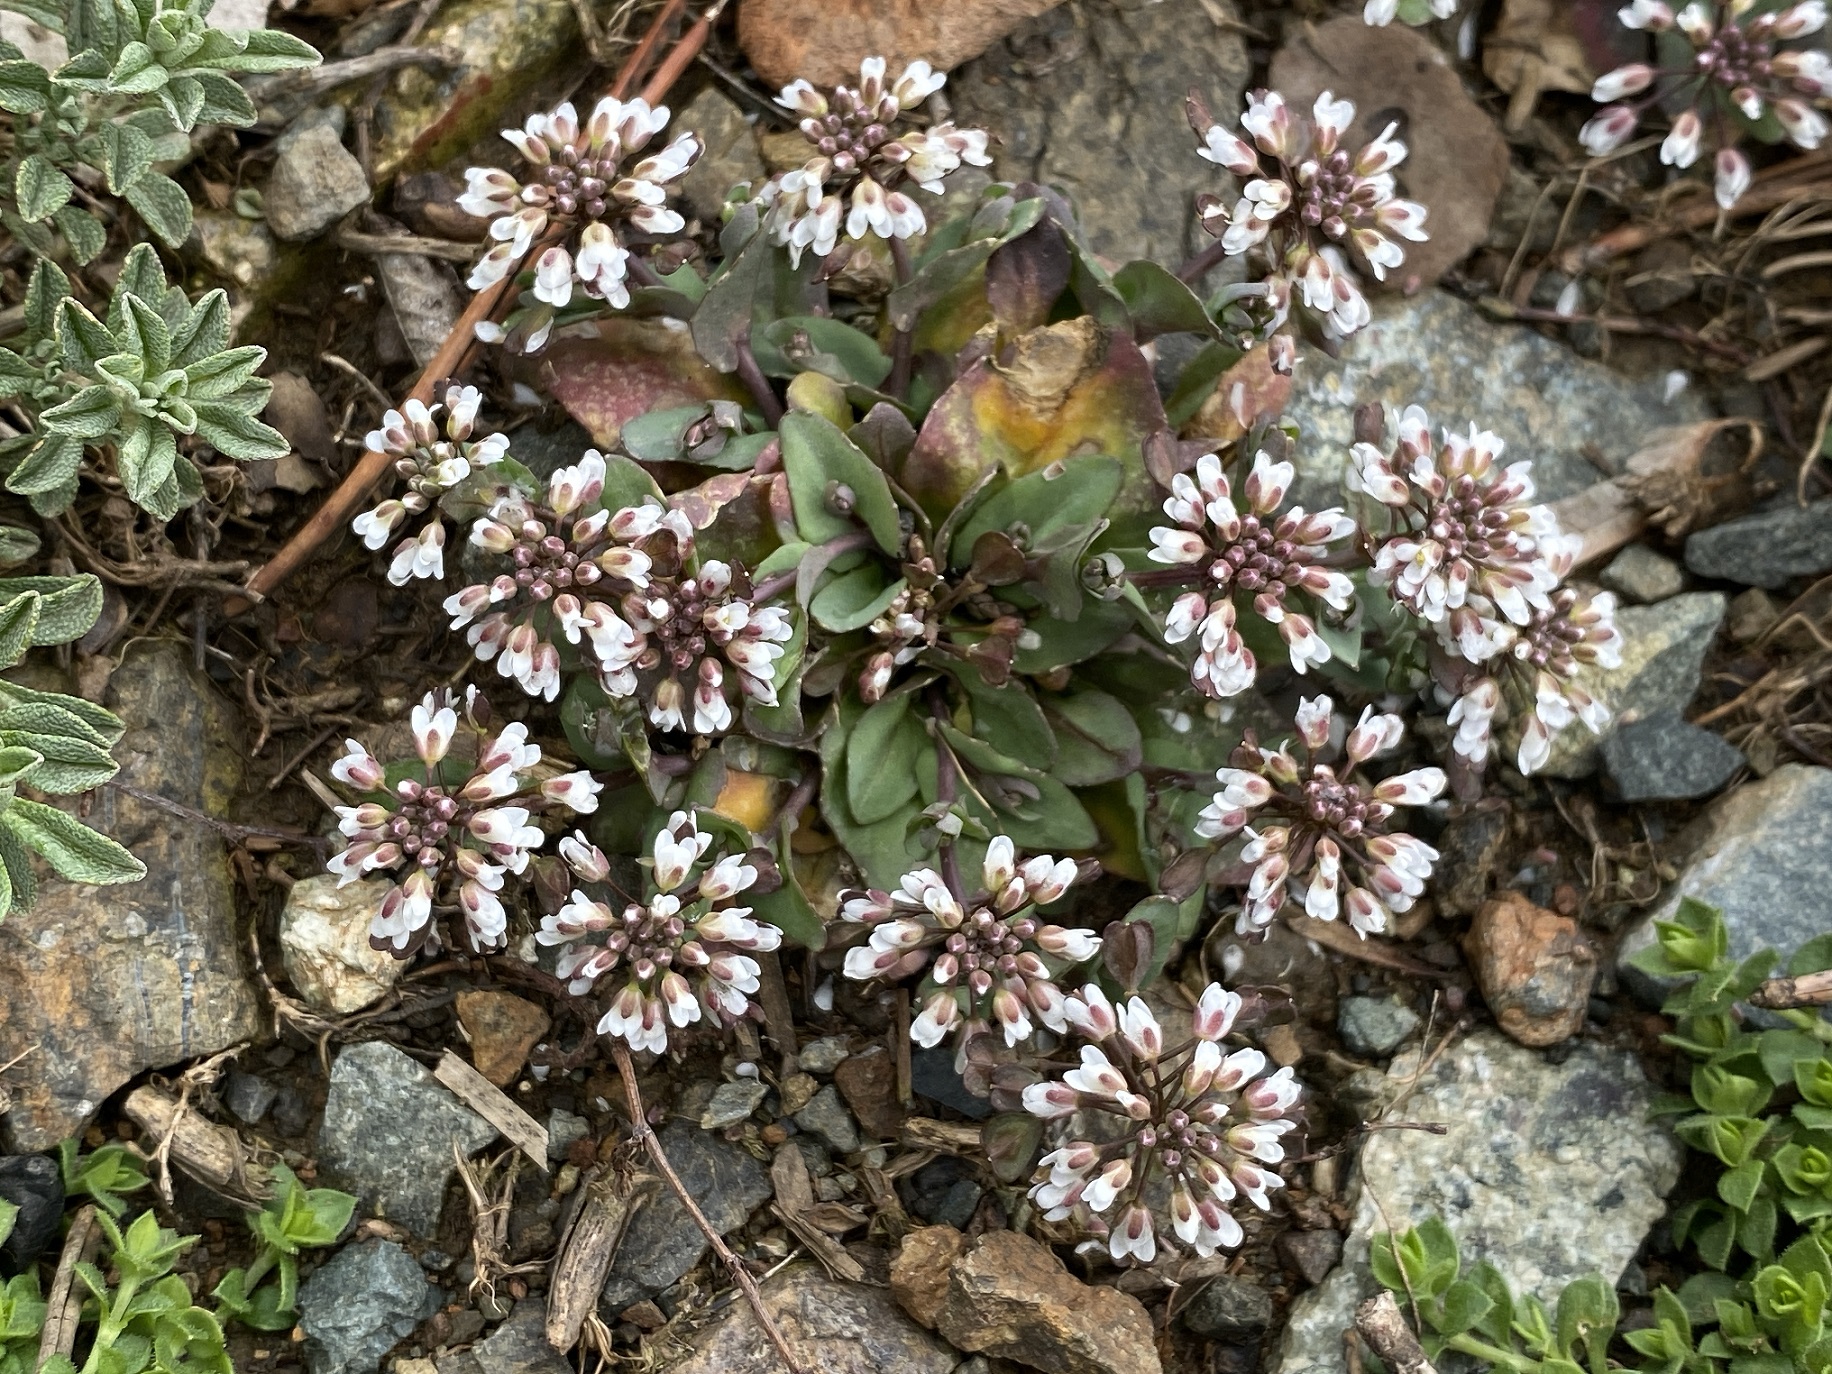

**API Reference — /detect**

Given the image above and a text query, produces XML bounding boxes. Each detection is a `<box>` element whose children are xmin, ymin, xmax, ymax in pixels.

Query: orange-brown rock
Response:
<box><xmin>889</xmin><ymin>1225</ymin><xmax>966</xmax><ymax>1329</ymax></box>
<box><xmin>938</xmin><ymin>1229</ymin><xmax>1162</xmax><ymax>1374</ymax></box>
<box><xmin>1466</xmin><ymin>891</ymin><xmax>1597</xmax><ymax>1047</ymax></box>
<box><xmin>455</xmin><ymin>990</ymin><xmax>550</xmax><ymax>1087</ymax></box>
<box><xmin>738</xmin><ymin>0</ymin><xmax>1064</xmax><ymax>90</ymax></box>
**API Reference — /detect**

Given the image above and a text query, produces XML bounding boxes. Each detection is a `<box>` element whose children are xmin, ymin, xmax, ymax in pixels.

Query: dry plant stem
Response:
<box><xmin>611</xmin><ymin>1043</ymin><xmax>809</xmax><ymax>1374</ymax></box>
<box><xmin>1559</xmin><ymin>151</ymin><xmax>1832</xmax><ymax>272</ymax></box>
<box><xmin>546</xmin><ymin>1168</ymin><xmax>649</xmax><ymax>1352</ymax></box>
<box><xmin>123</xmin><ymin>1080</ymin><xmax>268</xmax><ymax>1204</ymax></box>
<box><xmin>1748</xmin><ymin>968</ymin><xmax>1832</xmax><ymax>1009</ymax></box>
<box><xmin>888</xmin><ymin>237</ymin><xmax>914</xmax><ymax>399</ymax></box>
<box><xmin>1356</xmin><ymin>1292</ymin><xmax>1440</xmax><ymax>1374</ymax></box>
<box><xmin>238</xmin><ymin>3</ymin><xmax>697</xmax><ymax>609</ymax></box>
<box><xmin>37</xmin><ymin>1203</ymin><xmax>99</xmax><ymax>1369</ymax></box>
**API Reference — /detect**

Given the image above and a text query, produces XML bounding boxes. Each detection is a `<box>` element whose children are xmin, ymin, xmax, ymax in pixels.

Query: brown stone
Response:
<box><xmin>833</xmin><ymin>1046</ymin><xmax>907</xmax><ymax>1139</ymax></box>
<box><xmin>889</xmin><ymin>1225</ymin><xmax>966</xmax><ymax>1330</ymax></box>
<box><xmin>937</xmin><ymin>1229</ymin><xmax>1163</xmax><ymax>1374</ymax></box>
<box><xmin>1269</xmin><ymin>18</ymin><xmax>1509</xmax><ymax>291</ymax></box>
<box><xmin>455</xmin><ymin>990</ymin><xmax>550</xmax><ymax>1087</ymax></box>
<box><xmin>1465</xmin><ymin>891</ymin><xmax>1597</xmax><ymax>1048</ymax></box>
<box><xmin>737</xmin><ymin>0</ymin><xmax>1064</xmax><ymax>90</ymax></box>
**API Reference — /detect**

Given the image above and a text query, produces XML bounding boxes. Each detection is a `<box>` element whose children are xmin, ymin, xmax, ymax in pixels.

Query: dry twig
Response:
<box><xmin>1356</xmin><ymin>1292</ymin><xmax>1439</xmax><ymax>1374</ymax></box>
<box><xmin>1748</xmin><ymin>968</ymin><xmax>1832</xmax><ymax>1009</ymax></box>
<box><xmin>37</xmin><ymin>1204</ymin><xmax>100</xmax><ymax>1369</ymax></box>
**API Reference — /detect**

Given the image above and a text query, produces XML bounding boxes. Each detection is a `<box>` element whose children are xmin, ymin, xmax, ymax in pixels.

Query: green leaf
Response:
<box><xmin>808</xmin><ymin>566</ymin><xmax>901</xmax><ymax>634</ymax></box>
<box><xmin>845</xmin><ymin>692</ymin><xmax>926</xmax><ymax>825</ymax></box>
<box><xmin>0</xmin><ymin>798</ymin><xmax>145</xmax><ymax>884</ymax></box>
<box><xmin>1113</xmin><ymin>259</ymin><xmax>1218</xmax><ymax>340</ymax></box>
<box><xmin>745</xmin><ymin>826</ymin><xmax>826</xmax><ymax>951</ymax></box>
<box><xmin>15</xmin><ymin>153</ymin><xmax>73</xmax><ymax>221</ymax></box>
<box><xmin>55</xmin><ymin>298</ymin><xmax>118</xmax><ymax>373</ymax></box>
<box><xmin>779</xmin><ymin>410</ymin><xmax>903</xmax><ymax>555</ymax></box>
<box><xmin>1437</xmin><ymin>1277</ymin><xmax>1495</xmax><ymax>1337</ymax></box>
<box><xmin>214</xmin><ymin>25</ymin><xmax>321</xmax><ymax>73</ymax></box>
<box><xmin>190</xmin><ymin>400</ymin><xmax>288</xmax><ymax>461</ymax></box>
<box><xmin>181</xmin><ymin>344</ymin><xmax>263</xmax><ymax>399</ymax></box>
<box><xmin>755</xmin><ymin>315</ymin><xmax>892</xmax><ymax>388</ymax></box>
<box><xmin>0</xmin><ymin>524</ymin><xmax>39</xmax><ymax>569</ymax></box>
<box><xmin>105</xmin><ymin>39</ymin><xmax>167</xmax><ymax>92</ymax></box>
<box><xmin>123</xmin><ymin>170</ymin><xmax>192</xmax><ymax>246</ymax></box>
<box><xmin>1040</xmin><ymin>687</ymin><xmax>1142</xmax><ymax>786</ymax></box>
<box><xmin>121</xmin><ymin>293</ymin><xmax>172</xmax><ymax>374</ymax></box>
<box><xmin>51</xmin><ymin>204</ymin><xmax>106</xmax><ymax>265</ymax></box>
<box><xmin>0</xmin><ymin>592</ymin><xmax>40</xmax><ymax>670</ymax></box>
<box><xmin>0</xmin><ymin>57</ymin><xmax>52</xmax><ymax>113</ymax></box>
<box><xmin>5</xmin><ymin>433</ymin><xmax>85</xmax><ymax>499</ymax></box>
<box><xmin>24</xmin><ymin>257</ymin><xmax>71</xmax><ymax>343</ymax></box>
<box><xmin>958</xmin><ymin>672</ymin><xmax>1056</xmax><ymax>768</ymax></box>
<box><xmin>170</xmin><ymin>288</ymin><xmax>231</xmax><ymax>366</ymax></box>
<box><xmin>0</xmin><ymin>573</ymin><xmax>104</xmax><ymax>644</ymax></box>
<box><xmin>1555</xmin><ymin>1274</ymin><xmax>1620</xmax><ymax>1372</ymax></box>
<box><xmin>98</xmin><ymin>119</ymin><xmax>154</xmax><ymax>194</ymax></box>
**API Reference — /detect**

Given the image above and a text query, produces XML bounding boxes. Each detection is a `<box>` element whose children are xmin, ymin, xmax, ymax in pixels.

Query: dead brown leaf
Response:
<box><xmin>1483</xmin><ymin>0</ymin><xmax>1596</xmax><ymax>130</ymax></box>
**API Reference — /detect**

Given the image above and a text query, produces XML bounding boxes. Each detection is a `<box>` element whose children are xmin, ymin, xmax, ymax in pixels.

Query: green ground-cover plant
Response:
<box><xmin>0</xmin><ymin>0</ymin><xmax>316</xmax><ymax>258</ymax></box>
<box><xmin>212</xmin><ymin>1165</ymin><xmax>356</xmax><ymax>1331</ymax></box>
<box><xmin>1374</xmin><ymin>904</ymin><xmax>1832</xmax><ymax>1373</ymax></box>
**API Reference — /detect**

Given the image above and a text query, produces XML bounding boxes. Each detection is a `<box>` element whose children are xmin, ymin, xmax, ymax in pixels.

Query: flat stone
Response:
<box><xmin>1601</xmin><ymin>711</ymin><xmax>1744</xmax><ymax>802</ymax></box>
<box><xmin>1618</xmin><ymin>765</ymin><xmax>1832</xmax><ymax>1006</ymax></box>
<box><xmin>193</xmin><ymin>210</ymin><xmax>279</xmax><ymax>292</ymax></box>
<box><xmin>910</xmin><ymin>1046</ymin><xmax>990</xmax><ymax>1120</ymax></box>
<box><xmin>890</xmin><ymin>1225</ymin><xmax>967</xmax><ymax>1330</ymax></box>
<box><xmin>799</xmin><ymin>1036</ymin><xmax>853</xmax><ymax>1075</ymax></box>
<box><xmin>1273</xmin><ymin>1030</ymin><xmax>1681</xmax><ymax>1374</ymax></box>
<box><xmin>371</xmin><ymin>0</ymin><xmax>580</xmax><ymax>179</ymax></box>
<box><xmin>1279</xmin><ymin>1230</ymin><xmax>1344</xmax><ymax>1288</ymax></box>
<box><xmin>298</xmin><ymin>1240</ymin><xmax>434</xmax><ymax>1374</ymax></box>
<box><xmin>1537</xmin><ymin>591</ymin><xmax>1726</xmax><ymax>778</ymax></box>
<box><xmin>1601</xmin><ymin>545</ymin><xmax>1687</xmax><ymax>604</ymax></box>
<box><xmin>224</xmin><ymin>1071</ymin><xmax>279</xmax><ymax>1124</ymax></box>
<box><xmin>1433</xmin><ymin>805</ymin><xmax>1511</xmax><ymax>918</ymax></box>
<box><xmin>0</xmin><ymin>644</ymin><xmax>262</xmax><ymax>1151</ymax></box>
<box><xmin>1336</xmin><ymin>997</ymin><xmax>1420</xmax><ymax>1058</ymax></box>
<box><xmin>266</xmin><ymin>122</ymin><xmax>370</xmax><ymax>240</ymax></box>
<box><xmin>467</xmin><ymin>1301</ymin><xmax>570</xmax><ymax>1374</ymax></box>
<box><xmin>950</xmin><ymin>0</ymin><xmax>1250</xmax><ymax>267</ymax></box>
<box><xmin>1181</xmin><ymin>1275</ymin><xmax>1274</xmax><ymax>1340</ymax></box>
<box><xmin>1685</xmin><ymin>500</ymin><xmax>1832</xmax><ymax>589</ymax></box>
<box><xmin>597</xmin><ymin>1120</ymin><xmax>772</xmax><ymax>1317</ymax></box>
<box><xmin>660</xmin><ymin>1264</ymin><xmax>957</xmax><ymax>1374</ymax></box>
<box><xmin>0</xmin><ymin>1153</ymin><xmax>63</xmax><ymax>1274</ymax></box>
<box><xmin>1726</xmin><ymin>587</ymin><xmax>1780</xmax><ymax>642</ymax></box>
<box><xmin>794</xmin><ymin>1084</ymin><xmax>861</xmax><ymax>1153</ymax></box>
<box><xmin>677</xmin><ymin>87</ymin><xmax>763</xmax><ymax>223</ymax></box>
<box><xmin>700</xmin><ymin>1079</ymin><xmax>770</xmax><ymax>1130</ymax></box>
<box><xmin>455</xmin><ymin>991</ymin><xmax>549</xmax><ymax>1087</ymax></box>
<box><xmin>938</xmin><ymin>1228</ymin><xmax>1163</xmax><ymax>1374</ymax></box>
<box><xmin>546</xmin><ymin>1108</ymin><xmax>589</xmax><ymax>1162</ymax></box>
<box><xmin>834</xmin><ymin>1046</ymin><xmax>906</xmax><ymax>1139</ymax></box>
<box><xmin>317</xmin><ymin>1041</ymin><xmax>498</xmax><ymax>1236</ymax></box>
<box><xmin>1465</xmin><ymin>892</ymin><xmax>1596</xmax><ymax>1048</ymax></box>
<box><xmin>280</xmin><ymin>874</ymin><xmax>406</xmax><ymax>1016</ymax></box>
<box><xmin>1283</xmin><ymin>292</ymin><xmax>1708</xmax><ymax>510</ymax></box>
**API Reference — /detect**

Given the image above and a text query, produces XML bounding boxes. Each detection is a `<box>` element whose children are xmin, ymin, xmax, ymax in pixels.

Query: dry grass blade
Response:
<box><xmin>434</xmin><ymin>1049</ymin><xmax>550</xmax><ymax>1169</ymax></box>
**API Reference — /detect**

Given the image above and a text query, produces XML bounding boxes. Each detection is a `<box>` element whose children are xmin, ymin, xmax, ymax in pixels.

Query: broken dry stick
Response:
<box><xmin>1748</xmin><ymin>968</ymin><xmax>1832</xmax><ymax>1009</ymax></box>
<box><xmin>546</xmin><ymin>1168</ymin><xmax>651</xmax><ymax>1352</ymax></box>
<box><xmin>1356</xmin><ymin>1291</ymin><xmax>1440</xmax><ymax>1374</ymax></box>
<box><xmin>123</xmin><ymin>1083</ymin><xmax>268</xmax><ymax>1202</ymax></box>
<box><xmin>434</xmin><ymin>1049</ymin><xmax>549</xmax><ymax>1169</ymax></box>
<box><xmin>37</xmin><ymin>1204</ymin><xmax>99</xmax><ymax>1368</ymax></box>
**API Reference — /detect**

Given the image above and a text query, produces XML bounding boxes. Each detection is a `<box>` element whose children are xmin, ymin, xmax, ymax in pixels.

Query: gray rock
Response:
<box><xmin>1685</xmin><ymin>500</ymin><xmax>1832</xmax><ymax>589</ymax></box>
<box><xmin>1337</xmin><ymin>997</ymin><xmax>1420</xmax><ymax>1057</ymax></box>
<box><xmin>597</xmin><ymin>1120</ymin><xmax>771</xmax><ymax>1317</ymax></box>
<box><xmin>678</xmin><ymin>87</ymin><xmax>762</xmax><ymax>223</ymax></box>
<box><xmin>1618</xmin><ymin>765</ymin><xmax>1832</xmax><ymax>1005</ymax></box>
<box><xmin>546</xmin><ymin>1108</ymin><xmax>589</xmax><ymax>1162</ymax></box>
<box><xmin>465</xmin><ymin>1301</ymin><xmax>570</xmax><ymax>1374</ymax></box>
<box><xmin>1537</xmin><ymin>592</ymin><xmax>1726</xmax><ymax>777</ymax></box>
<box><xmin>799</xmin><ymin>1037</ymin><xmax>853</xmax><ymax>1075</ymax></box>
<box><xmin>1280</xmin><ymin>1230</ymin><xmax>1344</xmax><ymax>1287</ymax></box>
<box><xmin>1182</xmin><ymin>1275</ymin><xmax>1274</xmax><ymax>1340</ymax></box>
<box><xmin>1273</xmin><ymin>1030</ymin><xmax>1681</xmax><ymax>1374</ymax></box>
<box><xmin>910</xmin><ymin>1047</ymin><xmax>991</xmax><ymax>1120</ymax></box>
<box><xmin>1601</xmin><ymin>711</ymin><xmax>1744</xmax><ymax>802</ymax></box>
<box><xmin>0</xmin><ymin>644</ymin><xmax>262</xmax><ymax>1151</ymax></box>
<box><xmin>1283</xmin><ymin>292</ymin><xmax>1708</xmax><ymax>509</ymax></box>
<box><xmin>794</xmin><ymin>1085</ymin><xmax>861</xmax><ymax>1154</ymax></box>
<box><xmin>950</xmin><ymin>0</ymin><xmax>1250</xmax><ymax>267</ymax></box>
<box><xmin>1601</xmin><ymin>545</ymin><xmax>1687</xmax><ymax>604</ymax></box>
<box><xmin>0</xmin><ymin>1154</ymin><xmax>63</xmax><ymax>1273</ymax></box>
<box><xmin>223</xmin><ymin>1071</ymin><xmax>279</xmax><ymax>1124</ymax></box>
<box><xmin>701</xmin><ymin>1079</ymin><xmax>770</xmax><ymax>1130</ymax></box>
<box><xmin>662</xmin><ymin>1264</ymin><xmax>957</xmax><ymax>1374</ymax></box>
<box><xmin>298</xmin><ymin>1240</ymin><xmax>433</xmax><ymax>1374</ymax></box>
<box><xmin>317</xmin><ymin>1041</ymin><xmax>498</xmax><ymax>1235</ymax></box>
<box><xmin>265</xmin><ymin>122</ymin><xmax>370</xmax><ymax>240</ymax></box>
<box><xmin>193</xmin><ymin>210</ymin><xmax>280</xmax><ymax>293</ymax></box>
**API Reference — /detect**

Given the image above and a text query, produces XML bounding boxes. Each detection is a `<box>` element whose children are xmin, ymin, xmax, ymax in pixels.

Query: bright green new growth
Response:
<box><xmin>0</xmin><ymin>568</ymin><xmax>144</xmax><ymax>921</ymax></box>
<box><xmin>1374</xmin><ymin>903</ymin><xmax>1832</xmax><ymax>1374</ymax></box>
<box><xmin>0</xmin><ymin>0</ymin><xmax>318</xmax><ymax>257</ymax></box>
<box><xmin>58</xmin><ymin>1138</ymin><xmax>150</xmax><ymax>1217</ymax></box>
<box><xmin>0</xmin><ymin>246</ymin><xmax>289</xmax><ymax>519</ymax></box>
<box><xmin>212</xmin><ymin>1164</ymin><xmax>356</xmax><ymax>1331</ymax></box>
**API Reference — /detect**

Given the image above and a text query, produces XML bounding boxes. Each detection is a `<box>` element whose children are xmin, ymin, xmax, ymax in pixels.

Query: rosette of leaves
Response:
<box><xmin>0</xmin><ymin>0</ymin><xmax>318</xmax><ymax>257</ymax></box>
<box><xmin>212</xmin><ymin>1166</ymin><xmax>355</xmax><ymax>1331</ymax></box>
<box><xmin>0</xmin><ymin>247</ymin><xmax>287</xmax><ymax>519</ymax></box>
<box><xmin>53</xmin><ymin>1209</ymin><xmax>231</xmax><ymax>1374</ymax></box>
<box><xmin>0</xmin><ymin>570</ymin><xmax>144</xmax><ymax>919</ymax></box>
<box><xmin>58</xmin><ymin>1138</ymin><xmax>151</xmax><ymax>1217</ymax></box>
